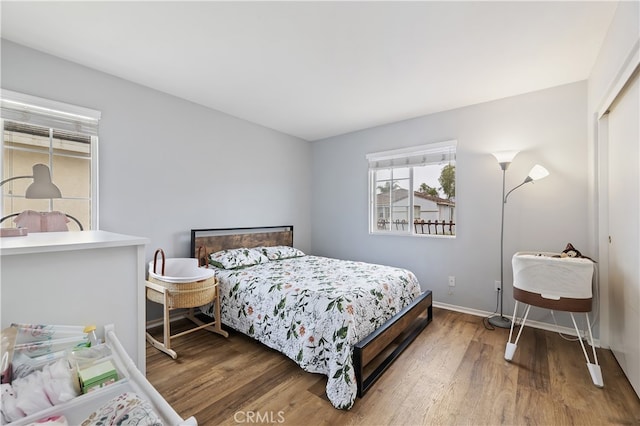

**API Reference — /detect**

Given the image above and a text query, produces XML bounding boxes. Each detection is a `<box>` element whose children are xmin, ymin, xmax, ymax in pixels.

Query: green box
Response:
<box><xmin>78</xmin><ymin>359</ymin><xmax>119</xmax><ymax>393</ymax></box>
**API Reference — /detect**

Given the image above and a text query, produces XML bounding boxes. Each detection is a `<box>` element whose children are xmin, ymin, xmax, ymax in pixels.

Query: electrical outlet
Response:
<box><xmin>494</xmin><ymin>280</ymin><xmax>501</xmax><ymax>291</ymax></box>
<box><xmin>448</xmin><ymin>276</ymin><xmax>455</xmax><ymax>287</ymax></box>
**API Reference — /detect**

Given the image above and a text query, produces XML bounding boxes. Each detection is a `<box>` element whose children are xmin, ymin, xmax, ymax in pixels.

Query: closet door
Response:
<box><xmin>607</xmin><ymin>69</ymin><xmax>640</xmax><ymax>396</ymax></box>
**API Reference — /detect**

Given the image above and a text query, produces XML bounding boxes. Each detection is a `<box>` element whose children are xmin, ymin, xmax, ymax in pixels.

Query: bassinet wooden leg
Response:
<box><xmin>212</xmin><ymin>286</ymin><xmax>228</xmax><ymax>337</ymax></box>
<box><xmin>163</xmin><ymin>294</ymin><xmax>171</xmax><ymax>350</ymax></box>
<box><xmin>145</xmin><ymin>289</ymin><xmax>178</xmax><ymax>359</ymax></box>
<box><xmin>145</xmin><ymin>332</ymin><xmax>178</xmax><ymax>360</ymax></box>
<box><xmin>184</xmin><ymin>287</ymin><xmax>229</xmax><ymax>338</ymax></box>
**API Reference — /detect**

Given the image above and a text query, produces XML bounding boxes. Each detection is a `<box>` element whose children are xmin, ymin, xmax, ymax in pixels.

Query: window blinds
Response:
<box><xmin>366</xmin><ymin>140</ymin><xmax>456</xmax><ymax>170</ymax></box>
<box><xmin>1</xmin><ymin>89</ymin><xmax>101</xmax><ymax>136</ymax></box>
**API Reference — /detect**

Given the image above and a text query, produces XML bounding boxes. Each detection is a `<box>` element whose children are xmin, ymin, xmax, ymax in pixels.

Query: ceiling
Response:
<box><xmin>1</xmin><ymin>1</ymin><xmax>618</xmax><ymax>141</ymax></box>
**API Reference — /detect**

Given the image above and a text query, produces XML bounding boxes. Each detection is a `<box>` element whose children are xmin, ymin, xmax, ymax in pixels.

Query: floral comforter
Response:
<box><xmin>201</xmin><ymin>255</ymin><xmax>422</xmax><ymax>409</ymax></box>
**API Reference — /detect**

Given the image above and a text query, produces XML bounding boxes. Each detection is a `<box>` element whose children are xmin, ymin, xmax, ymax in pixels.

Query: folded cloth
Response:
<box><xmin>14</xmin><ymin>211</ymin><xmax>69</xmax><ymax>232</ymax></box>
<box><xmin>14</xmin><ymin>210</ymin><xmax>42</xmax><ymax>232</ymax></box>
<box><xmin>12</xmin><ymin>371</ymin><xmax>52</xmax><ymax>416</ymax></box>
<box><xmin>1</xmin><ymin>383</ymin><xmax>26</xmax><ymax>423</ymax></box>
<box><xmin>41</xmin><ymin>212</ymin><xmax>69</xmax><ymax>232</ymax></box>
<box><xmin>3</xmin><ymin>358</ymin><xmax>79</xmax><ymax>421</ymax></box>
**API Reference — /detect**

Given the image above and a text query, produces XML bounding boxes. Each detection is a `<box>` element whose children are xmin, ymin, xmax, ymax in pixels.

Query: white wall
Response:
<box><xmin>311</xmin><ymin>82</ymin><xmax>590</xmax><ymax>329</ymax></box>
<box><xmin>1</xmin><ymin>40</ymin><xmax>312</xmax><ymax>320</ymax></box>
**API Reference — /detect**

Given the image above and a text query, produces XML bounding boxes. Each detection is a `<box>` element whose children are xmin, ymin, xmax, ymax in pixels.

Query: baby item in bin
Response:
<box><xmin>16</xmin><ymin>358</ymin><xmax>78</xmax><ymax>409</ymax></box>
<box><xmin>80</xmin><ymin>392</ymin><xmax>163</xmax><ymax>426</ymax></box>
<box><xmin>1</xmin><ymin>327</ymin><xmax>18</xmax><ymax>384</ymax></box>
<box><xmin>1</xmin><ymin>358</ymin><xmax>79</xmax><ymax>422</ymax></box>
<box><xmin>12</xmin><ymin>324</ymin><xmax>89</xmax><ymax>359</ymax></box>
<box><xmin>77</xmin><ymin>359</ymin><xmax>118</xmax><ymax>394</ymax></box>
<box><xmin>10</xmin><ymin>324</ymin><xmax>89</xmax><ymax>382</ymax></box>
<box><xmin>67</xmin><ymin>345</ymin><xmax>112</xmax><ymax>370</ymax></box>
<box><xmin>83</xmin><ymin>325</ymin><xmax>100</xmax><ymax>347</ymax></box>
<box><xmin>72</xmin><ymin>343</ymin><xmax>117</xmax><ymax>394</ymax></box>
<box><xmin>11</xmin><ymin>324</ymin><xmax>87</xmax><ymax>343</ymax></box>
<box><xmin>2</xmin><ymin>382</ymin><xmax>24</xmax><ymax>423</ymax></box>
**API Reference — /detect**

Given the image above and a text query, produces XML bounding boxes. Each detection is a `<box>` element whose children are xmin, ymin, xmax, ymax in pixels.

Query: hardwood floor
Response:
<box><xmin>145</xmin><ymin>308</ymin><xmax>640</xmax><ymax>425</ymax></box>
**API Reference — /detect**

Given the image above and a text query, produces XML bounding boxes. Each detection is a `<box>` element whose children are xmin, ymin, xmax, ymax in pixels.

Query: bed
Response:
<box><xmin>190</xmin><ymin>226</ymin><xmax>432</xmax><ymax>409</ymax></box>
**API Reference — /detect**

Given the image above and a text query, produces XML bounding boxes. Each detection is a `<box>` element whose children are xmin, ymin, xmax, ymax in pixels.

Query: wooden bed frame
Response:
<box><xmin>190</xmin><ymin>225</ymin><xmax>433</xmax><ymax>399</ymax></box>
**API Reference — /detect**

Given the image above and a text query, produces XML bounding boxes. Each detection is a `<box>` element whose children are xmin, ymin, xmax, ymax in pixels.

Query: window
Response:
<box><xmin>367</xmin><ymin>140</ymin><xmax>456</xmax><ymax>237</ymax></box>
<box><xmin>1</xmin><ymin>90</ymin><xmax>100</xmax><ymax>231</ymax></box>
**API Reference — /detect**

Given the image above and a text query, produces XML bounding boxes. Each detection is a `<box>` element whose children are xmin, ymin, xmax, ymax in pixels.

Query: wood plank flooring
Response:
<box><xmin>145</xmin><ymin>308</ymin><xmax>640</xmax><ymax>425</ymax></box>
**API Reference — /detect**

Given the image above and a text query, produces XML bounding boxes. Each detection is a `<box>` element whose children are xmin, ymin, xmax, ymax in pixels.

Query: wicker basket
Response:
<box><xmin>146</xmin><ymin>275</ymin><xmax>217</xmax><ymax>309</ymax></box>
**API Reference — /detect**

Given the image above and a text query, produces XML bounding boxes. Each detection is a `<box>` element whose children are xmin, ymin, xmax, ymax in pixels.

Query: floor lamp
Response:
<box><xmin>488</xmin><ymin>152</ymin><xmax>549</xmax><ymax>329</ymax></box>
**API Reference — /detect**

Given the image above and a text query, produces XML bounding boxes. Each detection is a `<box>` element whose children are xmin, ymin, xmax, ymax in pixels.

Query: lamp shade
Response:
<box><xmin>24</xmin><ymin>164</ymin><xmax>62</xmax><ymax>199</ymax></box>
<box><xmin>492</xmin><ymin>151</ymin><xmax>519</xmax><ymax>170</ymax></box>
<box><xmin>527</xmin><ymin>164</ymin><xmax>550</xmax><ymax>181</ymax></box>
<box><xmin>492</xmin><ymin>150</ymin><xmax>519</xmax><ymax>164</ymax></box>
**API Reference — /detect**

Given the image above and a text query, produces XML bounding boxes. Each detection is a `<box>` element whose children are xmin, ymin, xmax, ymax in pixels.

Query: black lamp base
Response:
<box><xmin>488</xmin><ymin>315</ymin><xmax>512</xmax><ymax>329</ymax></box>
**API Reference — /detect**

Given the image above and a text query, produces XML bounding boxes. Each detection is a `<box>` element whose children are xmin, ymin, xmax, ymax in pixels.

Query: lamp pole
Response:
<box><xmin>489</xmin><ymin>162</ymin><xmax>512</xmax><ymax>329</ymax></box>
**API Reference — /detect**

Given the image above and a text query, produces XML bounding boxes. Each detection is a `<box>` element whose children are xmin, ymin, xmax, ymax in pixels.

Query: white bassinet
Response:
<box><xmin>512</xmin><ymin>251</ymin><xmax>594</xmax><ymax>301</ymax></box>
<box><xmin>505</xmin><ymin>251</ymin><xmax>602</xmax><ymax>388</ymax></box>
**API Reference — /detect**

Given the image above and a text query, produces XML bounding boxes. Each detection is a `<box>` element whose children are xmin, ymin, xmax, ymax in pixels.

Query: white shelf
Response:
<box><xmin>0</xmin><ymin>230</ymin><xmax>148</xmax><ymax>256</ymax></box>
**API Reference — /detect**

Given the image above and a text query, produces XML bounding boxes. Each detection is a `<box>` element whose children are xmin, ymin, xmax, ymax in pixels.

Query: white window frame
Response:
<box><xmin>367</xmin><ymin>140</ymin><xmax>457</xmax><ymax>237</ymax></box>
<box><xmin>1</xmin><ymin>89</ymin><xmax>100</xmax><ymax>230</ymax></box>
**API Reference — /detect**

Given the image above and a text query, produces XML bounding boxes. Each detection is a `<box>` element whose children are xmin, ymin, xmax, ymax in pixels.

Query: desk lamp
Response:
<box><xmin>0</xmin><ymin>164</ymin><xmax>62</xmax><ymax>198</ymax></box>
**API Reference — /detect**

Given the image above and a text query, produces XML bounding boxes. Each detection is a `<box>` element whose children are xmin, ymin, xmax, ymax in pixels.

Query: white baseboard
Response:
<box><xmin>433</xmin><ymin>301</ymin><xmax>601</xmax><ymax>348</ymax></box>
<box><xmin>146</xmin><ymin>301</ymin><xmax>601</xmax><ymax>348</ymax></box>
<box><xmin>145</xmin><ymin>310</ymin><xmax>188</xmax><ymax>329</ymax></box>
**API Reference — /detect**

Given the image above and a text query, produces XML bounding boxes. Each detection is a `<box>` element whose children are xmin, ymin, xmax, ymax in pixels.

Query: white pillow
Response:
<box><xmin>259</xmin><ymin>246</ymin><xmax>305</xmax><ymax>261</ymax></box>
<box><xmin>209</xmin><ymin>248</ymin><xmax>269</xmax><ymax>269</ymax></box>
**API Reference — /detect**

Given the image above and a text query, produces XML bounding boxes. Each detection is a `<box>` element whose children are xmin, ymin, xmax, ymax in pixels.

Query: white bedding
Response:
<box><xmin>201</xmin><ymin>255</ymin><xmax>422</xmax><ymax>409</ymax></box>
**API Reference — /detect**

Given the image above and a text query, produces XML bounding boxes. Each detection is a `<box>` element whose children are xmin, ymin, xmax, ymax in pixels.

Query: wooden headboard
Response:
<box><xmin>191</xmin><ymin>226</ymin><xmax>294</xmax><ymax>265</ymax></box>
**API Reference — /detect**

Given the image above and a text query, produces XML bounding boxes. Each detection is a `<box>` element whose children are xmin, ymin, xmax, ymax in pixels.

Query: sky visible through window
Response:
<box><xmin>413</xmin><ymin>163</ymin><xmax>450</xmax><ymax>197</ymax></box>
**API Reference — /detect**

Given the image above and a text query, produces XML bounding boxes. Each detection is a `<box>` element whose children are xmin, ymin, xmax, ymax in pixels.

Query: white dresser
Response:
<box><xmin>1</xmin><ymin>231</ymin><xmax>195</xmax><ymax>424</ymax></box>
<box><xmin>0</xmin><ymin>231</ymin><xmax>148</xmax><ymax>372</ymax></box>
